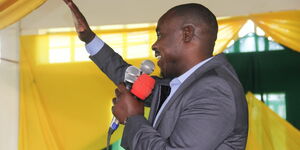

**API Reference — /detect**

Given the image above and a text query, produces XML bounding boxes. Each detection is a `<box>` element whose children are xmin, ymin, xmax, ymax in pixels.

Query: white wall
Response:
<box><xmin>0</xmin><ymin>23</ymin><xmax>20</xmax><ymax>150</ymax></box>
<box><xmin>20</xmin><ymin>0</ymin><xmax>300</xmax><ymax>33</ymax></box>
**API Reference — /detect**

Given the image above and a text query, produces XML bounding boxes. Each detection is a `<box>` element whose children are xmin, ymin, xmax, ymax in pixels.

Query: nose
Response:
<box><xmin>152</xmin><ymin>40</ymin><xmax>158</xmax><ymax>51</ymax></box>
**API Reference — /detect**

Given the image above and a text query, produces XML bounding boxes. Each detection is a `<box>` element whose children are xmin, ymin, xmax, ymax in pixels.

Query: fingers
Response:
<box><xmin>111</xmin><ymin>106</ymin><xmax>115</xmax><ymax>114</ymax></box>
<box><xmin>113</xmin><ymin>84</ymin><xmax>124</xmax><ymax>106</ymax></box>
<box><xmin>115</xmin><ymin>88</ymin><xmax>120</xmax><ymax>97</ymax></box>
<box><xmin>111</xmin><ymin>83</ymin><xmax>144</xmax><ymax>125</ymax></box>
<box><xmin>111</xmin><ymin>100</ymin><xmax>126</xmax><ymax>124</ymax></box>
<box><xmin>112</xmin><ymin>97</ymin><xmax>118</xmax><ymax>105</ymax></box>
<box><xmin>113</xmin><ymin>83</ymin><xmax>129</xmax><ymax>97</ymax></box>
<box><xmin>117</xmin><ymin>83</ymin><xmax>128</xmax><ymax>92</ymax></box>
<box><xmin>63</xmin><ymin>0</ymin><xmax>73</xmax><ymax>5</ymax></box>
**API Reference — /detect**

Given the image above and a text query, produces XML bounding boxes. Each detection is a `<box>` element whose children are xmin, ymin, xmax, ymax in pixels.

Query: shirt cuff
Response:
<box><xmin>85</xmin><ymin>36</ymin><xmax>105</xmax><ymax>56</ymax></box>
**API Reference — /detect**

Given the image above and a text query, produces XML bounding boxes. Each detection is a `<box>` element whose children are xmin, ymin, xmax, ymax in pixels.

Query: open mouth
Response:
<box><xmin>155</xmin><ymin>51</ymin><xmax>161</xmax><ymax>59</ymax></box>
<box><xmin>155</xmin><ymin>51</ymin><xmax>162</xmax><ymax>68</ymax></box>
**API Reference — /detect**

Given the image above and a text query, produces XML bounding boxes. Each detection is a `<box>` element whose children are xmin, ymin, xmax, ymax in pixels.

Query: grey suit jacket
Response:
<box><xmin>90</xmin><ymin>44</ymin><xmax>248</xmax><ymax>150</ymax></box>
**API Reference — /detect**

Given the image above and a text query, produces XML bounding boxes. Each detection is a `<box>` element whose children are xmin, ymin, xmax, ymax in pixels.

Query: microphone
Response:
<box><xmin>124</xmin><ymin>66</ymin><xmax>141</xmax><ymax>89</ymax></box>
<box><xmin>140</xmin><ymin>60</ymin><xmax>155</xmax><ymax>75</ymax></box>
<box><xmin>107</xmin><ymin>60</ymin><xmax>155</xmax><ymax>150</ymax></box>
<box><xmin>132</xmin><ymin>60</ymin><xmax>155</xmax><ymax>100</ymax></box>
<box><xmin>109</xmin><ymin>60</ymin><xmax>155</xmax><ymax>131</ymax></box>
<box><xmin>109</xmin><ymin>66</ymin><xmax>141</xmax><ymax>131</ymax></box>
<box><xmin>131</xmin><ymin>74</ymin><xmax>155</xmax><ymax>100</ymax></box>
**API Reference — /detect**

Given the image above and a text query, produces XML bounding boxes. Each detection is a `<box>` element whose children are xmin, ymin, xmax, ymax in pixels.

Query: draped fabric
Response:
<box><xmin>250</xmin><ymin>10</ymin><xmax>300</xmax><ymax>53</ymax></box>
<box><xmin>213</xmin><ymin>10</ymin><xmax>300</xmax><ymax>55</ymax></box>
<box><xmin>19</xmin><ymin>34</ymin><xmax>154</xmax><ymax>149</ymax></box>
<box><xmin>19</xmin><ymin>44</ymin><xmax>63</xmax><ymax>150</ymax></box>
<box><xmin>0</xmin><ymin>0</ymin><xmax>46</xmax><ymax>29</ymax></box>
<box><xmin>19</xmin><ymin>10</ymin><xmax>300</xmax><ymax>150</ymax></box>
<box><xmin>246</xmin><ymin>92</ymin><xmax>300</xmax><ymax>150</ymax></box>
<box><xmin>214</xmin><ymin>16</ymin><xmax>247</xmax><ymax>55</ymax></box>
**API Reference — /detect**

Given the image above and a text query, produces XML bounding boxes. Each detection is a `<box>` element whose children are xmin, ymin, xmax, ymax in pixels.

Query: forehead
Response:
<box><xmin>156</xmin><ymin>12</ymin><xmax>181</xmax><ymax>32</ymax></box>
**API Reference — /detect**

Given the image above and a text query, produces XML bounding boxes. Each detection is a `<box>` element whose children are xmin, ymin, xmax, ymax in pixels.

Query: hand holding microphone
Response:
<box><xmin>107</xmin><ymin>81</ymin><xmax>148</xmax><ymax>150</ymax></box>
<box><xmin>111</xmin><ymin>60</ymin><xmax>156</xmax><ymax>125</ymax></box>
<box><xmin>107</xmin><ymin>61</ymin><xmax>155</xmax><ymax>150</ymax></box>
<box><xmin>108</xmin><ymin>60</ymin><xmax>155</xmax><ymax>149</ymax></box>
<box><xmin>112</xmin><ymin>83</ymin><xmax>145</xmax><ymax>124</ymax></box>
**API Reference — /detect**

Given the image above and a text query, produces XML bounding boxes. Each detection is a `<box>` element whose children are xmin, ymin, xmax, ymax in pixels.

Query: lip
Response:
<box><xmin>154</xmin><ymin>50</ymin><xmax>160</xmax><ymax>58</ymax></box>
<box><xmin>157</xmin><ymin>58</ymin><xmax>161</xmax><ymax>68</ymax></box>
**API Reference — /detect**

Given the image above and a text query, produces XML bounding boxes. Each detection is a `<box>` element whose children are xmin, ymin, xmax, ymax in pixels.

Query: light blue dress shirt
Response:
<box><xmin>85</xmin><ymin>36</ymin><xmax>104</xmax><ymax>56</ymax></box>
<box><xmin>85</xmin><ymin>36</ymin><xmax>213</xmax><ymax>127</ymax></box>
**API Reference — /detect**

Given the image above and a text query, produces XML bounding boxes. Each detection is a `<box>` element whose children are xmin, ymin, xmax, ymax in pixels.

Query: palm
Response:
<box><xmin>63</xmin><ymin>0</ymin><xmax>95</xmax><ymax>43</ymax></box>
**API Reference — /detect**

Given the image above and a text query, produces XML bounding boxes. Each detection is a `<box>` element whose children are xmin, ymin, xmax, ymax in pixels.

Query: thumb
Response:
<box><xmin>117</xmin><ymin>83</ymin><xmax>128</xmax><ymax>93</ymax></box>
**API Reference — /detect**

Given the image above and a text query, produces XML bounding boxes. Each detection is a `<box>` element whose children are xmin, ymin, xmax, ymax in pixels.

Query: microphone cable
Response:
<box><xmin>106</xmin><ymin>117</ymin><xmax>119</xmax><ymax>150</ymax></box>
<box><xmin>106</xmin><ymin>127</ymin><xmax>114</xmax><ymax>150</ymax></box>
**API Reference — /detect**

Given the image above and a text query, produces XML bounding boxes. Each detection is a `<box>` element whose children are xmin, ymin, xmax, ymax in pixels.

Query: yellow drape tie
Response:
<box><xmin>250</xmin><ymin>10</ymin><xmax>300</xmax><ymax>52</ymax></box>
<box><xmin>213</xmin><ymin>10</ymin><xmax>300</xmax><ymax>54</ymax></box>
<box><xmin>0</xmin><ymin>0</ymin><xmax>46</xmax><ymax>29</ymax></box>
<box><xmin>214</xmin><ymin>16</ymin><xmax>247</xmax><ymax>55</ymax></box>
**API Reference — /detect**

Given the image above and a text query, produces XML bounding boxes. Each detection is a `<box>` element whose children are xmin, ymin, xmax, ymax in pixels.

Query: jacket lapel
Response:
<box><xmin>148</xmin><ymin>78</ymin><xmax>171</xmax><ymax>125</ymax></box>
<box><xmin>153</xmin><ymin>54</ymin><xmax>228</xmax><ymax>128</ymax></box>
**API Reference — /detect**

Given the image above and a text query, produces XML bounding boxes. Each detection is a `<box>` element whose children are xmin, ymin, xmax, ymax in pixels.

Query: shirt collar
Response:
<box><xmin>170</xmin><ymin>56</ymin><xmax>213</xmax><ymax>87</ymax></box>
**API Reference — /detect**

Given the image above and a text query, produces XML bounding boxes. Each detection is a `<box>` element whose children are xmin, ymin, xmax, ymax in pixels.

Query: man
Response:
<box><xmin>63</xmin><ymin>0</ymin><xmax>248</xmax><ymax>149</ymax></box>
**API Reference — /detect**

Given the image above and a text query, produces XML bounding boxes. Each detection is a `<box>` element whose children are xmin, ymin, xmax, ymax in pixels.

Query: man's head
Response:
<box><xmin>152</xmin><ymin>3</ymin><xmax>218</xmax><ymax>79</ymax></box>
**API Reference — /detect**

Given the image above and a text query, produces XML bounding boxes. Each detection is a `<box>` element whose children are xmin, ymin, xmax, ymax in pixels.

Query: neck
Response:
<box><xmin>178</xmin><ymin>55</ymin><xmax>211</xmax><ymax>76</ymax></box>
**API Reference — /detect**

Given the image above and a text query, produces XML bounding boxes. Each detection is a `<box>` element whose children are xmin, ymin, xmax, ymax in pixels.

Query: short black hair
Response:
<box><xmin>168</xmin><ymin>3</ymin><xmax>218</xmax><ymax>40</ymax></box>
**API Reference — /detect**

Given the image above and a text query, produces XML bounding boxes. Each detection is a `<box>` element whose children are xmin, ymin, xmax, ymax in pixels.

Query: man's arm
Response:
<box><xmin>63</xmin><ymin>0</ymin><xmax>95</xmax><ymax>43</ymax></box>
<box><xmin>63</xmin><ymin>0</ymin><xmax>130</xmax><ymax>84</ymax></box>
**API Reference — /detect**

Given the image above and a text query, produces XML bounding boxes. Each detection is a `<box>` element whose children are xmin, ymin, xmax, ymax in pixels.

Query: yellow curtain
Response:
<box><xmin>214</xmin><ymin>16</ymin><xmax>247</xmax><ymax>55</ymax></box>
<box><xmin>213</xmin><ymin>10</ymin><xmax>300</xmax><ymax>55</ymax></box>
<box><xmin>246</xmin><ymin>92</ymin><xmax>300</xmax><ymax>150</ymax></box>
<box><xmin>0</xmin><ymin>0</ymin><xmax>46</xmax><ymax>29</ymax></box>
<box><xmin>250</xmin><ymin>10</ymin><xmax>300</xmax><ymax>52</ymax></box>
<box><xmin>19</xmin><ymin>34</ymin><xmax>156</xmax><ymax>150</ymax></box>
<box><xmin>19</xmin><ymin>40</ymin><xmax>63</xmax><ymax>150</ymax></box>
<box><xmin>20</xmin><ymin>34</ymin><xmax>300</xmax><ymax>150</ymax></box>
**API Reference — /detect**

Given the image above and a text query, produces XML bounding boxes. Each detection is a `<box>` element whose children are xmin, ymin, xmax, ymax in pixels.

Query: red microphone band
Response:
<box><xmin>130</xmin><ymin>74</ymin><xmax>155</xmax><ymax>100</ymax></box>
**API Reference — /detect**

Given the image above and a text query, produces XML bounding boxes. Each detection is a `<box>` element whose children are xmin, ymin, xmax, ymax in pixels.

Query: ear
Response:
<box><xmin>182</xmin><ymin>24</ymin><xmax>195</xmax><ymax>42</ymax></box>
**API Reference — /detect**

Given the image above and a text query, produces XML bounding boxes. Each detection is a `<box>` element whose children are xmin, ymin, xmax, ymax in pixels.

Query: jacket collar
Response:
<box><xmin>153</xmin><ymin>53</ymin><xmax>229</xmax><ymax>128</ymax></box>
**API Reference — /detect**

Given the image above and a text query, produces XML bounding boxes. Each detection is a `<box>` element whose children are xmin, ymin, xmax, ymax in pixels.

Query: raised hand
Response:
<box><xmin>62</xmin><ymin>0</ymin><xmax>95</xmax><ymax>43</ymax></box>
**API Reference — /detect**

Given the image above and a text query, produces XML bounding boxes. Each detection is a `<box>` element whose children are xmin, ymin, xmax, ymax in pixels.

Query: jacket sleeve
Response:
<box><xmin>89</xmin><ymin>43</ymin><xmax>131</xmax><ymax>85</ymax></box>
<box><xmin>89</xmin><ymin>44</ymin><xmax>156</xmax><ymax>106</ymax></box>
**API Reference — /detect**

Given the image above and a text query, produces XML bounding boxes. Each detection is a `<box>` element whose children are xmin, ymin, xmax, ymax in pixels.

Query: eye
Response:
<box><xmin>155</xmin><ymin>30</ymin><xmax>162</xmax><ymax>39</ymax></box>
<box><xmin>156</xmin><ymin>32</ymin><xmax>161</xmax><ymax>40</ymax></box>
